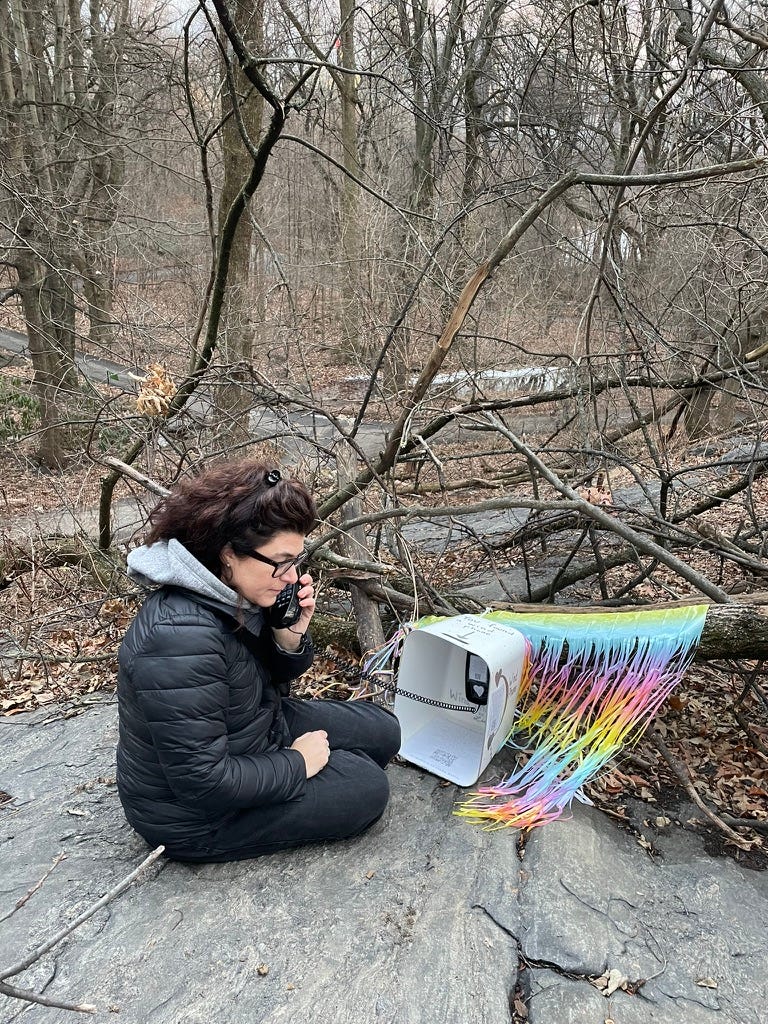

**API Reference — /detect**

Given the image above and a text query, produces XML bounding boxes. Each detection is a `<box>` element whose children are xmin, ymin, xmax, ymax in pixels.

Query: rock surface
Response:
<box><xmin>1</xmin><ymin>702</ymin><xmax>766</xmax><ymax>1024</ymax></box>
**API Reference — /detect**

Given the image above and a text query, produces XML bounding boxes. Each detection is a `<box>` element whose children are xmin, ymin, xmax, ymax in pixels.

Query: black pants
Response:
<box><xmin>200</xmin><ymin>699</ymin><xmax>401</xmax><ymax>862</ymax></box>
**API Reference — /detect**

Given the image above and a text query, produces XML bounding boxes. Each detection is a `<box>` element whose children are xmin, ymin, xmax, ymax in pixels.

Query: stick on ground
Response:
<box><xmin>0</xmin><ymin>845</ymin><xmax>165</xmax><ymax>1014</ymax></box>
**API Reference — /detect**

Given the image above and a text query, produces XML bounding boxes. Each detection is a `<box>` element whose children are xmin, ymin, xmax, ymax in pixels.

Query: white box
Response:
<box><xmin>394</xmin><ymin>615</ymin><xmax>528</xmax><ymax>786</ymax></box>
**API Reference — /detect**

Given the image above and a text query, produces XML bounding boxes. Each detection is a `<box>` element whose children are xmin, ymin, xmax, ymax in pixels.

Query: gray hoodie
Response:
<box><xmin>127</xmin><ymin>538</ymin><xmax>265</xmax><ymax>635</ymax></box>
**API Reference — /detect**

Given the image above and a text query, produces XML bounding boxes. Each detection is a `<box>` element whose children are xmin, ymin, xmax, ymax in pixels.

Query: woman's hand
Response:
<box><xmin>272</xmin><ymin>572</ymin><xmax>315</xmax><ymax>652</ymax></box>
<box><xmin>290</xmin><ymin>729</ymin><xmax>330</xmax><ymax>778</ymax></box>
<box><xmin>292</xmin><ymin>572</ymin><xmax>315</xmax><ymax>634</ymax></box>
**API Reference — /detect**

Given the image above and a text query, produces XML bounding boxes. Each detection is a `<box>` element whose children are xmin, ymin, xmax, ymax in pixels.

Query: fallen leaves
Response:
<box><xmin>579</xmin><ymin>485</ymin><xmax>614</xmax><ymax>507</ymax></box>
<box><xmin>592</xmin><ymin>968</ymin><xmax>629</xmax><ymax>996</ymax></box>
<box><xmin>1</xmin><ymin>663</ymin><xmax>116</xmax><ymax>715</ymax></box>
<box><xmin>584</xmin><ymin>659</ymin><xmax>767</xmax><ymax>865</ymax></box>
<box><xmin>0</xmin><ymin>572</ymin><xmax>128</xmax><ymax>715</ymax></box>
<box><xmin>134</xmin><ymin>363</ymin><xmax>175</xmax><ymax>417</ymax></box>
<box><xmin>512</xmin><ymin>994</ymin><xmax>528</xmax><ymax>1019</ymax></box>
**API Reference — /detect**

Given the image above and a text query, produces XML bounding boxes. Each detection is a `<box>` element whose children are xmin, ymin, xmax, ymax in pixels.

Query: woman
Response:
<box><xmin>116</xmin><ymin>460</ymin><xmax>401</xmax><ymax>862</ymax></box>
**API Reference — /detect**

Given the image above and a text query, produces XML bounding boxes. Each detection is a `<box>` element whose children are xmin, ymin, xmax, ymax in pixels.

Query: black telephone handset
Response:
<box><xmin>265</xmin><ymin>582</ymin><xmax>302</xmax><ymax>629</ymax></box>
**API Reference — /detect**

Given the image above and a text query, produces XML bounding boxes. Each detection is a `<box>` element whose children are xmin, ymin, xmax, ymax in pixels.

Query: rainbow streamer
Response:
<box><xmin>393</xmin><ymin>606</ymin><xmax>707</xmax><ymax>830</ymax></box>
<box><xmin>457</xmin><ymin>606</ymin><xmax>708</xmax><ymax>829</ymax></box>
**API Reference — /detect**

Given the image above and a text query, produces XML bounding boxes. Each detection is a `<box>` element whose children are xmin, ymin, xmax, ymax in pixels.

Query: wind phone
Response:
<box><xmin>390</xmin><ymin>614</ymin><xmax>529</xmax><ymax>787</ymax></box>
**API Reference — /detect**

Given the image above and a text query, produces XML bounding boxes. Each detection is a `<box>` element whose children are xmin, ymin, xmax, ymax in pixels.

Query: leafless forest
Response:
<box><xmin>1</xmin><ymin>0</ymin><xmax>768</xmax><ymax>846</ymax></box>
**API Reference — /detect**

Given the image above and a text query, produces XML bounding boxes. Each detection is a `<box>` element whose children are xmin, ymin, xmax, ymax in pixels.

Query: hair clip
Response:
<box><xmin>265</xmin><ymin>469</ymin><xmax>282</xmax><ymax>486</ymax></box>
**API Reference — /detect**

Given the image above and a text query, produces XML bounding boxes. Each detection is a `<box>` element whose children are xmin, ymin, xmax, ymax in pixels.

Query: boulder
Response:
<box><xmin>1</xmin><ymin>702</ymin><xmax>766</xmax><ymax>1023</ymax></box>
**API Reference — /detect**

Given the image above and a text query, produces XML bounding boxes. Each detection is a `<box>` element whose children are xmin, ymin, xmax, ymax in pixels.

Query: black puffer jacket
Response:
<box><xmin>116</xmin><ymin>586</ymin><xmax>313</xmax><ymax>857</ymax></box>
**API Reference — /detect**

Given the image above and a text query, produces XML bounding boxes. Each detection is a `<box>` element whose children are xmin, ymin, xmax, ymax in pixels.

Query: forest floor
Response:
<box><xmin>1</xmin><ymin>340</ymin><xmax>767</xmax><ymax>870</ymax></box>
<box><xmin>2</xmin><ymin>455</ymin><xmax>766</xmax><ymax>871</ymax></box>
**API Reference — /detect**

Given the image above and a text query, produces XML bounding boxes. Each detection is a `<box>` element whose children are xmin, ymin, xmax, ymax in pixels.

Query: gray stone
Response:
<box><xmin>1</xmin><ymin>706</ymin><xmax>766</xmax><ymax>1024</ymax></box>
<box><xmin>526</xmin><ymin>970</ymin><xmax>719</xmax><ymax>1024</ymax></box>
<box><xmin>519</xmin><ymin>805</ymin><xmax>768</xmax><ymax>1024</ymax></box>
<box><xmin>0</xmin><ymin>703</ymin><xmax>519</xmax><ymax>1023</ymax></box>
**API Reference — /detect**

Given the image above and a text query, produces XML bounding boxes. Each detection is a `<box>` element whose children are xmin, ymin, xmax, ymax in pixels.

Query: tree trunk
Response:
<box><xmin>215</xmin><ymin>1</ymin><xmax>265</xmax><ymax>447</ymax></box>
<box><xmin>717</xmin><ymin>306</ymin><xmax>768</xmax><ymax>429</ymax></box>
<box><xmin>0</xmin><ymin>0</ymin><xmax>132</xmax><ymax>468</ymax></box>
<box><xmin>15</xmin><ymin>250</ymin><xmax>79</xmax><ymax>470</ymax></box>
<box><xmin>336</xmin><ymin>443</ymin><xmax>386</xmax><ymax>654</ymax></box>
<box><xmin>337</xmin><ymin>0</ymin><xmax>363</xmax><ymax>359</ymax></box>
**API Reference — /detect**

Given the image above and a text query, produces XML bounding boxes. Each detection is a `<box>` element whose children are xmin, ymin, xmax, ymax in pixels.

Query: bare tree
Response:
<box><xmin>215</xmin><ymin>0</ymin><xmax>267</xmax><ymax>444</ymax></box>
<box><xmin>0</xmin><ymin>0</ymin><xmax>140</xmax><ymax>466</ymax></box>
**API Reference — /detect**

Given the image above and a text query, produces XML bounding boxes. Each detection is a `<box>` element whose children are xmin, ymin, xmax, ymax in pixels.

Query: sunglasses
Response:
<box><xmin>249</xmin><ymin>549</ymin><xmax>308</xmax><ymax>578</ymax></box>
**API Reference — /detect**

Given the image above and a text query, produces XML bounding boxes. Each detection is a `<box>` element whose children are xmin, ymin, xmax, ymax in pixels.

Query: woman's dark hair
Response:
<box><xmin>144</xmin><ymin>460</ymin><xmax>317</xmax><ymax>575</ymax></box>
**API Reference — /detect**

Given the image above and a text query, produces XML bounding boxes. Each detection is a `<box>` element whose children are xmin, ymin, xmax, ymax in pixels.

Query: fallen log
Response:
<box><xmin>309</xmin><ymin>594</ymin><xmax>768</xmax><ymax>662</ymax></box>
<box><xmin>0</xmin><ymin>537</ymin><xmax>120</xmax><ymax>591</ymax></box>
<box><xmin>489</xmin><ymin>595</ymin><xmax>768</xmax><ymax>661</ymax></box>
<box><xmin>5</xmin><ymin>529</ymin><xmax>768</xmax><ymax>661</ymax></box>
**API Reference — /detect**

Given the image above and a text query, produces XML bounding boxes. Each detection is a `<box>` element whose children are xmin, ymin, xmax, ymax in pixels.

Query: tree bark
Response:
<box><xmin>336</xmin><ymin>443</ymin><xmax>386</xmax><ymax>654</ymax></box>
<box><xmin>216</xmin><ymin>0</ymin><xmax>265</xmax><ymax>446</ymax></box>
<box><xmin>0</xmin><ymin>0</ymin><xmax>133</xmax><ymax>468</ymax></box>
<box><xmin>337</xmin><ymin>0</ymin><xmax>363</xmax><ymax>358</ymax></box>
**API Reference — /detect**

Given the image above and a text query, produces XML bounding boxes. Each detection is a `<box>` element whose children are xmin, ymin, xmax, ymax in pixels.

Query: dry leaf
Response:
<box><xmin>256</xmin><ymin>964</ymin><xmax>269</xmax><ymax>976</ymax></box>
<box><xmin>604</xmin><ymin>968</ymin><xmax>628</xmax><ymax>996</ymax></box>
<box><xmin>135</xmin><ymin>363</ymin><xmax>175</xmax><ymax>416</ymax></box>
<box><xmin>513</xmin><ymin>995</ymin><xmax>528</xmax><ymax>1018</ymax></box>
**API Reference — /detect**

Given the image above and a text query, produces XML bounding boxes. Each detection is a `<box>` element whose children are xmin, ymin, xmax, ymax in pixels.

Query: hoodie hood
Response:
<box><xmin>127</xmin><ymin>539</ymin><xmax>264</xmax><ymax>634</ymax></box>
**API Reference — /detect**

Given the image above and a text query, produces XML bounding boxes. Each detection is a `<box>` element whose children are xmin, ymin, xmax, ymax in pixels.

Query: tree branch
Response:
<box><xmin>649</xmin><ymin>732</ymin><xmax>752</xmax><ymax>850</ymax></box>
<box><xmin>483</xmin><ymin>413</ymin><xmax>732</xmax><ymax>603</ymax></box>
<box><xmin>0</xmin><ymin>846</ymin><xmax>165</xmax><ymax>983</ymax></box>
<box><xmin>0</xmin><ymin>846</ymin><xmax>165</xmax><ymax>1014</ymax></box>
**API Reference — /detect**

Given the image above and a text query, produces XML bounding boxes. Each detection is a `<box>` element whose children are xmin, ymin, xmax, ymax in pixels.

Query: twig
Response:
<box><xmin>0</xmin><ymin>979</ymin><xmax>96</xmax><ymax>1014</ymax></box>
<box><xmin>0</xmin><ymin>845</ymin><xmax>165</xmax><ymax>1013</ymax></box>
<box><xmin>4</xmin><ymin>651</ymin><xmax>117</xmax><ymax>664</ymax></box>
<box><xmin>732</xmin><ymin>708</ymin><xmax>768</xmax><ymax>757</ymax></box>
<box><xmin>483</xmin><ymin>414</ymin><xmax>732</xmax><ymax>604</ymax></box>
<box><xmin>315</xmin><ymin>494</ymin><xmax>575</xmax><ymax>537</ymax></box>
<box><xmin>648</xmin><ymin>733</ymin><xmax>751</xmax><ymax>850</ymax></box>
<box><xmin>313</xmin><ymin>547</ymin><xmax>396</xmax><ymax>576</ymax></box>
<box><xmin>622</xmin><ymin>751</ymin><xmax>656</xmax><ymax>772</ymax></box>
<box><xmin>100</xmin><ymin>457</ymin><xmax>170</xmax><ymax>498</ymax></box>
<box><xmin>733</xmin><ymin>662</ymin><xmax>767</xmax><ymax>710</ymax></box>
<box><xmin>0</xmin><ymin>852</ymin><xmax>67</xmax><ymax>924</ymax></box>
<box><xmin>719</xmin><ymin>816</ymin><xmax>768</xmax><ymax>834</ymax></box>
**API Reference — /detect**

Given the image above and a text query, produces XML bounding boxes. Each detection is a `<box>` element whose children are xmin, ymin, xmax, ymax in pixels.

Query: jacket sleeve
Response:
<box><xmin>130</xmin><ymin>615</ymin><xmax>308</xmax><ymax>811</ymax></box>
<box><xmin>260</xmin><ymin>630</ymin><xmax>314</xmax><ymax>692</ymax></box>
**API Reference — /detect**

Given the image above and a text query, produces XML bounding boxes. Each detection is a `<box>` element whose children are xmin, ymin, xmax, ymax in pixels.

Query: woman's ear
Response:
<box><xmin>220</xmin><ymin>544</ymin><xmax>234</xmax><ymax>581</ymax></box>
